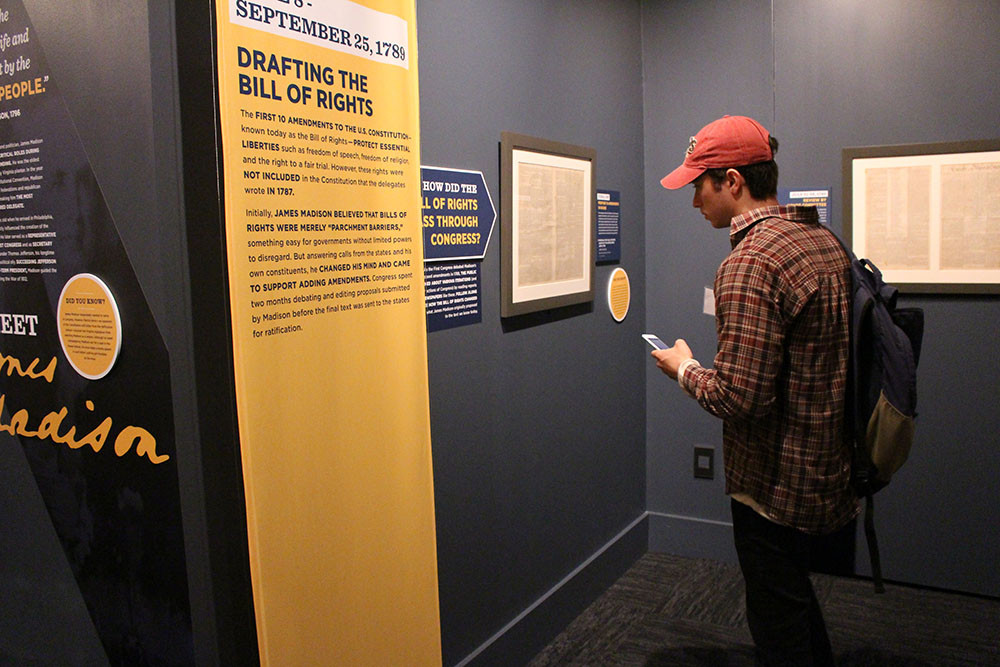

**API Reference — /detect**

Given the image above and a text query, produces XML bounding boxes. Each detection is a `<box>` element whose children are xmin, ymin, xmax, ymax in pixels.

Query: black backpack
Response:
<box><xmin>832</xmin><ymin>234</ymin><xmax>924</xmax><ymax>593</ymax></box>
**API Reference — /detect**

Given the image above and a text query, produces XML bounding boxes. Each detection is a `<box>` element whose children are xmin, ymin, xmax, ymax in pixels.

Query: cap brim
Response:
<box><xmin>660</xmin><ymin>164</ymin><xmax>704</xmax><ymax>190</ymax></box>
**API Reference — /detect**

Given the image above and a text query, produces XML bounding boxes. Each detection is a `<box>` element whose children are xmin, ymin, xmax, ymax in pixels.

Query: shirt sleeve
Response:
<box><xmin>677</xmin><ymin>358</ymin><xmax>700</xmax><ymax>397</ymax></box>
<box><xmin>683</xmin><ymin>252</ymin><xmax>785</xmax><ymax>421</ymax></box>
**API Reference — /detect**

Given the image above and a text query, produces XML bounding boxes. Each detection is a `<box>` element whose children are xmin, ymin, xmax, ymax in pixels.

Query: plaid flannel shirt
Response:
<box><xmin>680</xmin><ymin>205</ymin><xmax>859</xmax><ymax>534</ymax></box>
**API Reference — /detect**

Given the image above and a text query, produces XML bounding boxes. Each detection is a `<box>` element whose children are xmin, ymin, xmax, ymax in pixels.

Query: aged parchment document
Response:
<box><xmin>516</xmin><ymin>162</ymin><xmax>585</xmax><ymax>288</ymax></box>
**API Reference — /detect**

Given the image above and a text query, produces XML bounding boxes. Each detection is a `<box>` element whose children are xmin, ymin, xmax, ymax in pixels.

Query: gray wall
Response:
<box><xmin>643</xmin><ymin>0</ymin><xmax>1000</xmax><ymax>597</ymax></box>
<box><xmin>416</xmin><ymin>1</ymin><xmax>648</xmax><ymax>664</ymax></box>
<box><xmin>642</xmin><ymin>0</ymin><xmax>774</xmax><ymax>556</ymax></box>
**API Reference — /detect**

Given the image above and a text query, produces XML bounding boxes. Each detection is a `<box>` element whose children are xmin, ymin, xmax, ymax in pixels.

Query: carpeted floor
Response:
<box><xmin>528</xmin><ymin>553</ymin><xmax>1000</xmax><ymax>666</ymax></box>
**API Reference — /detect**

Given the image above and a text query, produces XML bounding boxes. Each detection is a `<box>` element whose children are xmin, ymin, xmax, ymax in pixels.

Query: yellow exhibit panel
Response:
<box><xmin>214</xmin><ymin>0</ymin><xmax>441</xmax><ymax>663</ymax></box>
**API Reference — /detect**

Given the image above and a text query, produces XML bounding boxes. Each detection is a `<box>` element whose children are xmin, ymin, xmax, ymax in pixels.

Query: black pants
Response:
<box><xmin>731</xmin><ymin>500</ymin><xmax>835</xmax><ymax>667</ymax></box>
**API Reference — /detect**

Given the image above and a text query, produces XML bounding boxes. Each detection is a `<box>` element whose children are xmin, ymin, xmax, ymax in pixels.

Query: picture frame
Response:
<box><xmin>501</xmin><ymin>132</ymin><xmax>596</xmax><ymax>317</ymax></box>
<box><xmin>843</xmin><ymin>139</ymin><xmax>1000</xmax><ymax>294</ymax></box>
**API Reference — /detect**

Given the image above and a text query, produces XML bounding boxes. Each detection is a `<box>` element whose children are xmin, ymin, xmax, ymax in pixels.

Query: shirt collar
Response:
<box><xmin>729</xmin><ymin>204</ymin><xmax>819</xmax><ymax>248</ymax></box>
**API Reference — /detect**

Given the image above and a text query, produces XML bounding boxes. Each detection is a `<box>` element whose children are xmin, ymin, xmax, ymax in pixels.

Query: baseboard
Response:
<box><xmin>647</xmin><ymin>511</ymin><xmax>738</xmax><ymax>564</ymax></box>
<box><xmin>456</xmin><ymin>513</ymin><xmax>648</xmax><ymax>667</ymax></box>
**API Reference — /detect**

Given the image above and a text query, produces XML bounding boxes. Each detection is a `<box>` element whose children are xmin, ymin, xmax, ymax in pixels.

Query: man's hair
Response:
<box><xmin>705</xmin><ymin>136</ymin><xmax>779</xmax><ymax>200</ymax></box>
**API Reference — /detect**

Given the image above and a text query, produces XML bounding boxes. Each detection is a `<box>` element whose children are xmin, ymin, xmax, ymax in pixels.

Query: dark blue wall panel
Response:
<box><xmin>774</xmin><ymin>0</ymin><xmax>1000</xmax><ymax>596</ymax></box>
<box><xmin>642</xmin><ymin>0</ymin><xmax>775</xmax><ymax>530</ymax></box>
<box><xmin>416</xmin><ymin>1</ymin><xmax>648</xmax><ymax>663</ymax></box>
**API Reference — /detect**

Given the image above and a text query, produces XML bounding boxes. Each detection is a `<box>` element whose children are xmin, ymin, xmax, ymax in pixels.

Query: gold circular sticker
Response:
<box><xmin>57</xmin><ymin>274</ymin><xmax>122</xmax><ymax>380</ymax></box>
<box><xmin>607</xmin><ymin>267</ymin><xmax>630</xmax><ymax>322</ymax></box>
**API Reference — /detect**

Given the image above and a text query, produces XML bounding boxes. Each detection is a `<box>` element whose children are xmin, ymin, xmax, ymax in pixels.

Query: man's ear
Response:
<box><xmin>725</xmin><ymin>168</ymin><xmax>745</xmax><ymax>197</ymax></box>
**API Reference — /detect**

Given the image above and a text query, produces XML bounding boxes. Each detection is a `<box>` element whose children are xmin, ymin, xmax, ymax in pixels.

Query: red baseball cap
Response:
<box><xmin>660</xmin><ymin>115</ymin><xmax>772</xmax><ymax>189</ymax></box>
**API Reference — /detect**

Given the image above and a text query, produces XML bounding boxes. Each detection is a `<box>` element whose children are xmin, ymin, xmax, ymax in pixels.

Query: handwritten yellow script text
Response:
<box><xmin>0</xmin><ymin>353</ymin><xmax>168</xmax><ymax>464</ymax></box>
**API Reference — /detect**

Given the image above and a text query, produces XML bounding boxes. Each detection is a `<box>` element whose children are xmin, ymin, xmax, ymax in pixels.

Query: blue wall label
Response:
<box><xmin>779</xmin><ymin>187</ymin><xmax>832</xmax><ymax>227</ymax></box>
<box><xmin>425</xmin><ymin>261</ymin><xmax>481</xmax><ymax>332</ymax></box>
<box><xmin>421</xmin><ymin>166</ymin><xmax>496</xmax><ymax>261</ymax></box>
<box><xmin>596</xmin><ymin>189</ymin><xmax>621</xmax><ymax>262</ymax></box>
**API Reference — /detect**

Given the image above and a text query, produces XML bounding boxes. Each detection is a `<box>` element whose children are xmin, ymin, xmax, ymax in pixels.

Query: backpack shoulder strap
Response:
<box><xmin>863</xmin><ymin>495</ymin><xmax>886</xmax><ymax>593</ymax></box>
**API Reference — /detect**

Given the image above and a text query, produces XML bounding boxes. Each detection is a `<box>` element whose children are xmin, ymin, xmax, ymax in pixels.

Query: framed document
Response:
<box><xmin>501</xmin><ymin>132</ymin><xmax>596</xmax><ymax>317</ymax></box>
<box><xmin>843</xmin><ymin>139</ymin><xmax>1000</xmax><ymax>293</ymax></box>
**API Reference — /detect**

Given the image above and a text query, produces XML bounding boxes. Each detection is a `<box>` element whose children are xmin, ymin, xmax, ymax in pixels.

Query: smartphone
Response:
<box><xmin>642</xmin><ymin>333</ymin><xmax>668</xmax><ymax>350</ymax></box>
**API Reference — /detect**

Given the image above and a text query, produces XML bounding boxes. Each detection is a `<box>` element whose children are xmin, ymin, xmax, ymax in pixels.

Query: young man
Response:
<box><xmin>653</xmin><ymin>115</ymin><xmax>858</xmax><ymax>666</ymax></box>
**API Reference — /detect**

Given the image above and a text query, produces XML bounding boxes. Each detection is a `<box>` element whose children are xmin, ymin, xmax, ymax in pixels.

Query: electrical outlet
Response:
<box><xmin>694</xmin><ymin>446</ymin><xmax>714</xmax><ymax>480</ymax></box>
